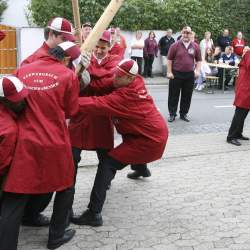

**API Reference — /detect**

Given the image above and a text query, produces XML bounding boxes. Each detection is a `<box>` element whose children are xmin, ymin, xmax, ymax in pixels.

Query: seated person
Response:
<box><xmin>218</xmin><ymin>46</ymin><xmax>239</xmax><ymax>89</ymax></box>
<box><xmin>195</xmin><ymin>48</ymin><xmax>218</xmax><ymax>91</ymax></box>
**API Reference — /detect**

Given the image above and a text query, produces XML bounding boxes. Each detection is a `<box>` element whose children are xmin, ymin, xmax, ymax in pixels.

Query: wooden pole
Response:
<box><xmin>71</xmin><ymin>0</ymin><xmax>82</xmax><ymax>45</ymax></box>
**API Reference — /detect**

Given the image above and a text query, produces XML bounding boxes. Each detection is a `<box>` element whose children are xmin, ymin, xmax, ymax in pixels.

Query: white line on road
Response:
<box><xmin>214</xmin><ymin>105</ymin><xmax>233</xmax><ymax>108</ymax></box>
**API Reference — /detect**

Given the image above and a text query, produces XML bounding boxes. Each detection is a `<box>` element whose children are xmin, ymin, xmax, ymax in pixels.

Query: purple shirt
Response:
<box><xmin>168</xmin><ymin>41</ymin><xmax>202</xmax><ymax>72</ymax></box>
<box><xmin>144</xmin><ymin>38</ymin><xmax>158</xmax><ymax>56</ymax></box>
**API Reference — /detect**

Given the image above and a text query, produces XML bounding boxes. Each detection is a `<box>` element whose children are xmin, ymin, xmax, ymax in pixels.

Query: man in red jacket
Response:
<box><xmin>20</xmin><ymin>16</ymin><xmax>82</xmax><ymax>228</ymax></box>
<box><xmin>227</xmin><ymin>50</ymin><xmax>250</xmax><ymax>146</ymax></box>
<box><xmin>21</xmin><ymin>17</ymin><xmax>75</xmax><ymax>66</ymax></box>
<box><xmin>72</xmin><ymin>59</ymin><xmax>168</xmax><ymax>226</ymax></box>
<box><xmin>109</xmin><ymin>27</ymin><xmax>127</xmax><ymax>59</ymax></box>
<box><xmin>0</xmin><ymin>42</ymin><xmax>81</xmax><ymax>250</ymax></box>
<box><xmin>0</xmin><ymin>76</ymin><xmax>28</xmax><ymax>198</ymax></box>
<box><xmin>68</xmin><ymin>31</ymin><xmax>120</xmax><ymax>218</ymax></box>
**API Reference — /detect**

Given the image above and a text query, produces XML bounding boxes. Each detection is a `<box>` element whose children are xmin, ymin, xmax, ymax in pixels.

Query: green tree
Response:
<box><xmin>0</xmin><ymin>0</ymin><xmax>7</xmax><ymax>22</ymax></box>
<box><xmin>27</xmin><ymin>0</ymin><xmax>249</xmax><ymax>41</ymax></box>
<box><xmin>218</xmin><ymin>0</ymin><xmax>250</xmax><ymax>41</ymax></box>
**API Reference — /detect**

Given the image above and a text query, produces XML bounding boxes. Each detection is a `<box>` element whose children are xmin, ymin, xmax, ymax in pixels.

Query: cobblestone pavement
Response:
<box><xmin>18</xmin><ymin>130</ymin><xmax>250</xmax><ymax>250</ymax></box>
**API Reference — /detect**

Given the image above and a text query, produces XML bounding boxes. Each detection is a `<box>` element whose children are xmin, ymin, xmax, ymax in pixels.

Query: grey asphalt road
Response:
<box><xmin>147</xmin><ymin>85</ymin><xmax>250</xmax><ymax>135</ymax></box>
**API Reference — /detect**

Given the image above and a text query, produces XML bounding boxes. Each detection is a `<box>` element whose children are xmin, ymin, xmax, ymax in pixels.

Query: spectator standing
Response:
<box><xmin>200</xmin><ymin>31</ymin><xmax>214</xmax><ymax>60</ymax></box>
<box><xmin>158</xmin><ymin>29</ymin><xmax>175</xmax><ymax>76</ymax></box>
<box><xmin>217</xmin><ymin>29</ymin><xmax>231</xmax><ymax>52</ymax></box>
<box><xmin>167</xmin><ymin>26</ymin><xmax>201</xmax><ymax>122</ymax></box>
<box><xmin>190</xmin><ymin>31</ymin><xmax>199</xmax><ymax>44</ymax></box>
<box><xmin>130</xmin><ymin>31</ymin><xmax>144</xmax><ymax>75</ymax></box>
<box><xmin>231</xmin><ymin>31</ymin><xmax>247</xmax><ymax>58</ymax></box>
<box><xmin>143</xmin><ymin>31</ymin><xmax>158</xmax><ymax>78</ymax></box>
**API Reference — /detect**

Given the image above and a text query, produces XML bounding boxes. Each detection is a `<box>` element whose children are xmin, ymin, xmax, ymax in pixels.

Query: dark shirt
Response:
<box><xmin>158</xmin><ymin>36</ymin><xmax>175</xmax><ymax>56</ymax></box>
<box><xmin>217</xmin><ymin>35</ymin><xmax>231</xmax><ymax>52</ymax></box>
<box><xmin>168</xmin><ymin>41</ymin><xmax>202</xmax><ymax>72</ymax></box>
<box><xmin>144</xmin><ymin>38</ymin><xmax>158</xmax><ymax>57</ymax></box>
<box><xmin>220</xmin><ymin>53</ymin><xmax>238</xmax><ymax>66</ymax></box>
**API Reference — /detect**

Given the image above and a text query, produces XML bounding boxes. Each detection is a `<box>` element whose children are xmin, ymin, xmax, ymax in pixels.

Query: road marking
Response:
<box><xmin>214</xmin><ymin>105</ymin><xmax>233</xmax><ymax>108</ymax></box>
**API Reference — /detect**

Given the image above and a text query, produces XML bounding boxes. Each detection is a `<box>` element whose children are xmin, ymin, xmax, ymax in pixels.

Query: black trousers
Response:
<box><xmin>88</xmin><ymin>156</ymin><xmax>127</xmax><ymax>213</ymax></box>
<box><xmin>143</xmin><ymin>55</ymin><xmax>154</xmax><ymax>77</ymax></box>
<box><xmin>131</xmin><ymin>164</ymin><xmax>148</xmax><ymax>172</ymax></box>
<box><xmin>227</xmin><ymin>107</ymin><xmax>249</xmax><ymax>140</ymax></box>
<box><xmin>23</xmin><ymin>193</ymin><xmax>54</xmax><ymax>220</ymax></box>
<box><xmin>0</xmin><ymin>189</ymin><xmax>73</xmax><ymax>250</ymax></box>
<box><xmin>71</xmin><ymin>147</ymin><xmax>109</xmax><ymax>211</ymax></box>
<box><xmin>131</xmin><ymin>56</ymin><xmax>143</xmax><ymax>75</ymax></box>
<box><xmin>168</xmin><ymin>71</ymin><xmax>195</xmax><ymax>116</ymax></box>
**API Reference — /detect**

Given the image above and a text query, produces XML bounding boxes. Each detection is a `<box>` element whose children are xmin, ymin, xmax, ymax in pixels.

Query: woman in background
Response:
<box><xmin>143</xmin><ymin>31</ymin><xmax>158</xmax><ymax>78</ymax></box>
<box><xmin>130</xmin><ymin>31</ymin><xmax>144</xmax><ymax>75</ymax></box>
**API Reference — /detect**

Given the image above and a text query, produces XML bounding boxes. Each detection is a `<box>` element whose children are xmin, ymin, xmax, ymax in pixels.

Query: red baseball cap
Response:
<box><xmin>47</xmin><ymin>17</ymin><xmax>75</xmax><ymax>42</ymax></box>
<box><xmin>58</xmin><ymin>41</ymin><xmax>81</xmax><ymax>68</ymax></box>
<box><xmin>100</xmin><ymin>30</ymin><xmax>111</xmax><ymax>43</ymax></box>
<box><xmin>115</xmin><ymin>59</ymin><xmax>139</xmax><ymax>77</ymax></box>
<box><xmin>0</xmin><ymin>76</ymin><xmax>28</xmax><ymax>102</ymax></box>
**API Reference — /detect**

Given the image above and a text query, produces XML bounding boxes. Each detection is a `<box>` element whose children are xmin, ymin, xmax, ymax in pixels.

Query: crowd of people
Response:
<box><xmin>0</xmin><ymin>18</ymin><xmax>250</xmax><ymax>250</ymax></box>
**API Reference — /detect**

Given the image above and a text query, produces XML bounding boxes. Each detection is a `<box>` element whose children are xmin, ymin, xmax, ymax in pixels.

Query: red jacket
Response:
<box><xmin>21</xmin><ymin>42</ymin><xmax>50</xmax><ymax>66</ymax></box>
<box><xmin>0</xmin><ymin>105</ymin><xmax>17</xmax><ymax>175</ymax></box>
<box><xmin>69</xmin><ymin>54</ymin><xmax>120</xmax><ymax>150</ymax></box>
<box><xmin>4</xmin><ymin>56</ymin><xmax>79</xmax><ymax>194</ymax></box>
<box><xmin>234</xmin><ymin>50</ymin><xmax>250</xmax><ymax>109</ymax></box>
<box><xmin>0</xmin><ymin>31</ymin><xmax>5</xmax><ymax>42</ymax></box>
<box><xmin>109</xmin><ymin>36</ymin><xmax>127</xmax><ymax>59</ymax></box>
<box><xmin>78</xmin><ymin>75</ymin><xmax>168</xmax><ymax>164</ymax></box>
<box><xmin>231</xmin><ymin>38</ymin><xmax>247</xmax><ymax>57</ymax></box>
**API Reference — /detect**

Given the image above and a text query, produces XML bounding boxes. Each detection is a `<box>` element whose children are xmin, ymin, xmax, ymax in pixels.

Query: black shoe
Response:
<box><xmin>71</xmin><ymin>209</ymin><xmax>103</xmax><ymax>226</ymax></box>
<box><xmin>227</xmin><ymin>138</ymin><xmax>241</xmax><ymax>146</ymax></box>
<box><xmin>238</xmin><ymin>135</ymin><xmax>249</xmax><ymax>140</ymax></box>
<box><xmin>22</xmin><ymin>214</ymin><xmax>50</xmax><ymax>227</ymax></box>
<box><xmin>149</xmin><ymin>75</ymin><xmax>154</xmax><ymax>78</ymax></box>
<box><xmin>180</xmin><ymin>115</ymin><xmax>190</xmax><ymax>122</ymax></box>
<box><xmin>127</xmin><ymin>168</ymin><xmax>151</xmax><ymax>180</ymax></box>
<box><xmin>168</xmin><ymin>115</ymin><xmax>175</xmax><ymax>122</ymax></box>
<box><xmin>47</xmin><ymin>229</ymin><xmax>75</xmax><ymax>249</ymax></box>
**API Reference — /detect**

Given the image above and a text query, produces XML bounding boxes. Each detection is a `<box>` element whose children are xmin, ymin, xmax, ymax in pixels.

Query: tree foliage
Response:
<box><xmin>0</xmin><ymin>0</ymin><xmax>7</xmax><ymax>22</ymax></box>
<box><xmin>27</xmin><ymin>0</ymin><xmax>250</xmax><ymax>41</ymax></box>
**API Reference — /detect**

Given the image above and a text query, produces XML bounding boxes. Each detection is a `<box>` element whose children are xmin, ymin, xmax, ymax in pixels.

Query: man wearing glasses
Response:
<box><xmin>167</xmin><ymin>26</ymin><xmax>201</xmax><ymax>122</ymax></box>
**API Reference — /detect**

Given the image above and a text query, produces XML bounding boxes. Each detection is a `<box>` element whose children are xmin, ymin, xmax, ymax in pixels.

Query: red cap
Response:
<box><xmin>0</xmin><ymin>76</ymin><xmax>28</xmax><ymax>102</ymax></box>
<box><xmin>100</xmin><ymin>30</ymin><xmax>111</xmax><ymax>43</ymax></box>
<box><xmin>47</xmin><ymin>17</ymin><xmax>75</xmax><ymax>42</ymax></box>
<box><xmin>58</xmin><ymin>41</ymin><xmax>81</xmax><ymax>68</ymax></box>
<box><xmin>115</xmin><ymin>59</ymin><xmax>139</xmax><ymax>77</ymax></box>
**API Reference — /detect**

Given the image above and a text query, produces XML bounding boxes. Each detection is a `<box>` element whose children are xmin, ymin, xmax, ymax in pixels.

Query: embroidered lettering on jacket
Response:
<box><xmin>22</xmin><ymin>72</ymin><xmax>59</xmax><ymax>91</ymax></box>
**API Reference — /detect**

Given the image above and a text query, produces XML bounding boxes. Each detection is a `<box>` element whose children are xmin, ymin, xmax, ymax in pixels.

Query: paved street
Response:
<box><xmin>18</xmin><ymin>82</ymin><xmax>250</xmax><ymax>250</ymax></box>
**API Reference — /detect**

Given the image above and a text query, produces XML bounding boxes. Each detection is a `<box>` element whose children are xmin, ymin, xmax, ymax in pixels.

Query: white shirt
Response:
<box><xmin>130</xmin><ymin>38</ymin><xmax>144</xmax><ymax>58</ymax></box>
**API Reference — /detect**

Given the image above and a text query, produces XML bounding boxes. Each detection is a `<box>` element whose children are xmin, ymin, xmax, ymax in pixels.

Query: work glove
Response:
<box><xmin>80</xmin><ymin>70</ymin><xmax>91</xmax><ymax>92</ymax></box>
<box><xmin>80</xmin><ymin>51</ymin><xmax>92</xmax><ymax>69</ymax></box>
